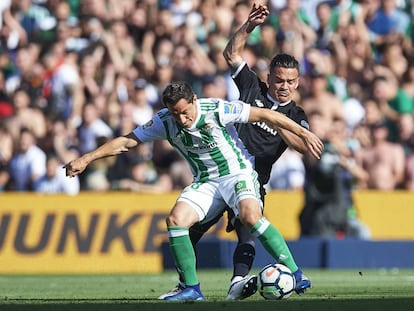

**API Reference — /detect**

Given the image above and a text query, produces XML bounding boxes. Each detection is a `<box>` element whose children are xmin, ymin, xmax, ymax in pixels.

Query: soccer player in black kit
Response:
<box><xmin>159</xmin><ymin>3</ymin><xmax>312</xmax><ymax>300</ymax></box>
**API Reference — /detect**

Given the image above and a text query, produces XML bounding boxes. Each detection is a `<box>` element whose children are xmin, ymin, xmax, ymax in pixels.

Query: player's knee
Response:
<box><xmin>238</xmin><ymin>199</ymin><xmax>262</xmax><ymax>227</ymax></box>
<box><xmin>166</xmin><ymin>214</ymin><xmax>175</xmax><ymax>227</ymax></box>
<box><xmin>239</xmin><ymin>211</ymin><xmax>261</xmax><ymax>228</ymax></box>
<box><xmin>166</xmin><ymin>214</ymin><xmax>186</xmax><ymax>227</ymax></box>
<box><xmin>166</xmin><ymin>209</ymin><xmax>198</xmax><ymax>227</ymax></box>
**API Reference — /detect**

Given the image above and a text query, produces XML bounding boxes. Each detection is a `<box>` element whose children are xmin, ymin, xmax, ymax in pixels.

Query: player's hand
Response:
<box><xmin>248</xmin><ymin>3</ymin><xmax>270</xmax><ymax>27</ymax></box>
<box><xmin>302</xmin><ymin>131</ymin><xmax>324</xmax><ymax>159</ymax></box>
<box><xmin>64</xmin><ymin>158</ymin><xmax>88</xmax><ymax>177</ymax></box>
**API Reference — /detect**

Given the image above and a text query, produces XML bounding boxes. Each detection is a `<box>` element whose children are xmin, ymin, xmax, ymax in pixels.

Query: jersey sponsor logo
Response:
<box><xmin>235</xmin><ymin>180</ymin><xmax>250</xmax><ymax>194</ymax></box>
<box><xmin>224</xmin><ymin>103</ymin><xmax>238</xmax><ymax>114</ymax></box>
<box><xmin>252</xmin><ymin>121</ymin><xmax>278</xmax><ymax>136</ymax></box>
<box><xmin>187</xmin><ymin>141</ymin><xmax>218</xmax><ymax>151</ymax></box>
<box><xmin>190</xmin><ymin>182</ymin><xmax>202</xmax><ymax>189</ymax></box>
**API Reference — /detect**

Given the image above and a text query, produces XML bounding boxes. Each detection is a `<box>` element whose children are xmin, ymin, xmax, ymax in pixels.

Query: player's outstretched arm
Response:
<box><xmin>277</xmin><ymin>128</ymin><xmax>311</xmax><ymax>155</ymax></box>
<box><xmin>248</xmin><ymin>107</ymin><xmax>323</xmax><ymax>159</ymax></box>
<box><xmin>223</xmin><ymin>3</ymin><xmax>269</xmax><ymax>67</ymax></box>
<box><xmin>64</xmin><ymin>133</ymin><xmax>140</xmax><ymax>177</ymax></box>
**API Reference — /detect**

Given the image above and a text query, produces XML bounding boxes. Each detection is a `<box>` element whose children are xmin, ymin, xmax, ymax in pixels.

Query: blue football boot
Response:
<box><xmin>158</xmin><ymin>282</ymin><xmax>185</xmax><ymax>299</ymax></box>
<box><xmin>293</xmin><ymin>269</ymin><xmax>311</xmax><ymax>294</ymax></box>
<box><xmin>163</xmin><ymin>285</ymin><xmax>205</xmax><ymax>301</ymax></box>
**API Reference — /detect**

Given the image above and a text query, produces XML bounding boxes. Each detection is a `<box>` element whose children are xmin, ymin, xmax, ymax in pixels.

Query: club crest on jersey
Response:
<box><xmin>224</xmin><ymin>102</ymin><xmax>238</xmax><ymax>114</ymax></box>
<box><xmin>255</xmin><ymin>99</ymin><xmax>264</xmax><ymax>107</ymax></box>
<box><xmin>199</xmin><ymin>124</ymin><xmax>213</xmax><ymax>143</ymax></box>
<box><xmin>203</xmin><ymin>124</ymin><xmax>213</xmax><ymax>134</ymax></box>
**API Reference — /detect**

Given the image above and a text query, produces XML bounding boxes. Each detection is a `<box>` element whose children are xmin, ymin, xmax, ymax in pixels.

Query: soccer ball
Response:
<box><xmin>257</xmin><ymin>263</ymin><xmax>296</xmax><ymax>300</ymax></box>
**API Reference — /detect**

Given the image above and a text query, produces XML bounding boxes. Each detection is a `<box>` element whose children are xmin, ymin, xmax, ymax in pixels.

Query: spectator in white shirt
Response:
<box><xmin>34</xmin><ymin>154</ymin><xmax>79</xmax><ymax>195</ymax></box>
<box><xmin>9</xmin><ymin>128</ymin><xmax>46</xmax><ymax>190</ymax></box>
<box><xmin>76</xmin><ymin>102</ymin><xmax>113</xmax><ymax>155</ymax></box>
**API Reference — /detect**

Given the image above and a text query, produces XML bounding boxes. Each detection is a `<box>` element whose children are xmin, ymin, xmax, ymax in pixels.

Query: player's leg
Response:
<box><xmin>226</xmin><ymin>182</ymin><xmax>268</xmax><ymax>300</ymax></box>
<box><xmin>226</xmin><ymin>219</ymin><xmax>258</xmax><ymax>300</ymax></box>
<box><xmin>228</xmin><ymin>180</ymin><xmax>266</xmax><ymax>279</ymax></box>
<box><xmin>228</xmin><ymin>173</ymin><xmax>310</xmax><ymax>296</ymax></box>
<box><xmin>232</xmin><ymin>219</ymin><xmax>256</xmax><ymax>278</ymax></box>
<box><xmin>163</xmin><ymin>200</ymin><xmax>204</xmax><ymax>301</ymax></box>
<box><xmin>158</xmin><ymin>212</ymin><xmax>224</xmax><ymax>299</ymax></box>
<box><xmin>162</xmin><ymin>181</ymin><xmax>226</xmax><ymax>301</ymax></box>
<box><xmin>239</xmin><ymin>200</ymin><xmax>311</xmax><ymax>294</ymax></box>
<box><xmin>220</xmin><ymin>172</ymin><xmax>262</xmax><ymax>300</ymax></box>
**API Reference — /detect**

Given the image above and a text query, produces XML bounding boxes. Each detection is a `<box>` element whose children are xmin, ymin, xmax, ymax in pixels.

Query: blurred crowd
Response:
<box><xmin>0</xmin><ymin>0</ymin><xmax>413</xmax><ymax>196</ymax></box>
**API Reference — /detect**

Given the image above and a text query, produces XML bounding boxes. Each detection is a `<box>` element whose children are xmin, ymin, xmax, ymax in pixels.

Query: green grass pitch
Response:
<box><xmin>0</xmin><ymin>269</ymin><xmax>414</xmax><ymax>311</ymax></box>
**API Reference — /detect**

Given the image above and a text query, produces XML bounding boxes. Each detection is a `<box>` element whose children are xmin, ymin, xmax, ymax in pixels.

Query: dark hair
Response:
<box><xmin>372</xmin><ymin>75</ymin><xmax>388</xmax><ymax>84</ymax></box>
<box><xmin>162</xmin><ymin>81</ymin><xmax>194</xmax><ymax>107</ymax></box>
<box><xmin>270</xmin><ymin>54</ymin><xmax>300</xmax><ymax>72</ymax></box>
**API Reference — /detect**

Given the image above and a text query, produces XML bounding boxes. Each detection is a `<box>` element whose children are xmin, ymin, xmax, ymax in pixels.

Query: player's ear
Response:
<box><xmin>294</xmin><ymin>77</ymin><xmax>300</xmax><ymax>89</ymax></box>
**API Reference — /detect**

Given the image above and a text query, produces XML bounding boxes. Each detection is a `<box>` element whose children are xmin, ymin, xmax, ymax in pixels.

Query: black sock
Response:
<box><xmin>232</xmin><ymin>243</ymin><xmax>255</xmax><ymax>278</ymax></box>
<box><xmin>232</xmin><ymin>219</ymin><xmax>255</xmax><ymax>278</ymax></box>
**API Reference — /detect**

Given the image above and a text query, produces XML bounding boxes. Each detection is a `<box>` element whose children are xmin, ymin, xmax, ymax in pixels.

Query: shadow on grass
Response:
<box><xmin>1</xmin><ymin>298</ymin><xmax>414</xmax><ymax>311</ymax></box>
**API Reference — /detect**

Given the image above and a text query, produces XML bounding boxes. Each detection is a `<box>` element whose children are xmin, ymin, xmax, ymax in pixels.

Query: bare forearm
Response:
<box><xmin>249</xmin><ymin>107</ymin><xmax>323</xmax><ymax>159</ymax></box>
<box><xmin>277</xmin><ymin>128</ymin><xmax>308</xmax><ymax>154</ymax></box>
<box><xmin>223</xmin><ymin>4</ymin><xmax>269</xmax><ymax>67</ymax></box>
<box><xmin>267</xmin><ymin>111</ymin><xmax>306</xmax><ymax>138</ymax></box>
<box><xmin>84</xmin><ymin>136</ymin><xmax>136</xmax><ymax>163</ymax></box>
<box><xmin>223</xmin><ymin>23</ymin><xmax>250</xmax><ymax>66</ymax></box>
<box><xmin>249</xmin><ymin>107</ymin><xmax>303</xmax><ymax>136</ymax></box>
<box><xmin>65</xmin><ymin>135</ymin><xmax>138</xmax><ymax>177</ymax></box>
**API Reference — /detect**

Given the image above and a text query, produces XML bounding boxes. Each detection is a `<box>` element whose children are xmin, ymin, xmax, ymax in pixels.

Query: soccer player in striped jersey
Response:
<box><xmin>64</xmin><ymin>81</ymin><xmax>323</xmax><ymax>301</ymax></box>
<box><xmin>161</xmin><ymin>3</ymin><xmax>314</xmax><ymax>301</ymax></box>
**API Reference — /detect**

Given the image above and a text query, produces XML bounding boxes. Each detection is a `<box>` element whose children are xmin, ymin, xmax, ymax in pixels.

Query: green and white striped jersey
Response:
<box><xmin>133</xmin><ymin>98</ymin><xmax>254</xmax><ymax>182</ymax></box>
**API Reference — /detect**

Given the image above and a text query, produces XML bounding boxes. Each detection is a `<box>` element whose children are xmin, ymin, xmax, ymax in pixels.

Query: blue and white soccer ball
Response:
<box><xmin>257</xmin><ymin>263</ymin><xmax>296</xmax><ymax>300</ymax></box>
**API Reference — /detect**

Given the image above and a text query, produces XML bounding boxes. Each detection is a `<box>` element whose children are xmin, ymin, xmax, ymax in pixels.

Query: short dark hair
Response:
<box><xmin>270</xmin><ymin>54</ymin><xmax>300</xmax><ymax>73</ymax></box>
<box><xmin>162</xmin><ymin>81</ymin><xmax>194</xmax><ymax>107</ymax></box>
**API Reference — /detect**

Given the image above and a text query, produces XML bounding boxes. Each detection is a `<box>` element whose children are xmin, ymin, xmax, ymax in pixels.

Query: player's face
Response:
<box><xmin>167</xmin><ymin>96</ymin><xmax>197</xmax><ymax>128</ymax></box>
<box><xmin>267</xmin><ymin>67</ymin><xmax>299</xmax><ymax>103</ymax></box>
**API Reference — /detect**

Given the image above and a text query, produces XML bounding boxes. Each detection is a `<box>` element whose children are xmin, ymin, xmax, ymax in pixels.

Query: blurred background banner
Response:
<box><xmin>0</xmin><ymin>191</ymin><xmax>413</xmax><ymax>274</ymax></box>
<box><xmin>0</xmin><ymin>192</ymin><xmax>175</xmax><ymax>274</ymax></box>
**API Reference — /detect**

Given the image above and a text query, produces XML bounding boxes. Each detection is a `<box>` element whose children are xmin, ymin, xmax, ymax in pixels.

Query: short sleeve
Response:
<box><xmin>132</xmin><ymin>113</ymin><xmax>168</xmax><ymax>142</ymax></box>
<box><xmin>218</xmin><ymin>100</ymin><xmax>251</xmax><ymax>125</ymax></box>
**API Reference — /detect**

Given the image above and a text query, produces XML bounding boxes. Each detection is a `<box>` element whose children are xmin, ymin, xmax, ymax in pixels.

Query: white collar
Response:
<box><xmin>187</xmin><ymin>99</ymin><xmax>201</xmax><ymax>130</ymax></box>
<box><xmin>266</xmin><ymin>93</ymin><xmax>291</xmax><ymax>110</ymax></box>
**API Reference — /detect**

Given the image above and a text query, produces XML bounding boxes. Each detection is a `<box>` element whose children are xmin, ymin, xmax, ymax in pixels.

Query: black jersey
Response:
<box><xmin>232</xmin><ymin>63</ymin><xmax>309</xmax><ymax>187</ymax></box>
